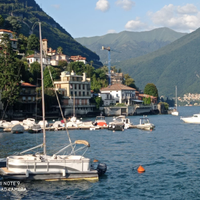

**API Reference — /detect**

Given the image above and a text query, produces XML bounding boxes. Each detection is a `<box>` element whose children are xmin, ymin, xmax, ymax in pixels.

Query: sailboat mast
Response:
<box><xmin>175</xmin><ymin>86</ymin><xmax>177</xmax><ymax>109</ymax></box>
<box><xmin>39</xmin><ymin>22</ymin><xmax>46</xmax><ymax>155</ymax></box>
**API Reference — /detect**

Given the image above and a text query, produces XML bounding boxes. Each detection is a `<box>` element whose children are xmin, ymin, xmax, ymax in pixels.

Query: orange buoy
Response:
<box><xmin>93</xmin><ymin>159</ymin><xmax>99</xmax><ymax>163</ymax></box>
<box><xmin>137</xmin><ymin>165</ymin><xmax>145</xmax><ymax>173</ymax></box>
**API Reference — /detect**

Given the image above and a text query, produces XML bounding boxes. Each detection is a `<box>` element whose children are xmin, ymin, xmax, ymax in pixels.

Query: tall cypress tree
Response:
<box><xmin>0</xmin><ymin>34</ymin><xmax>21</xmax><ymax>107</ymax></box>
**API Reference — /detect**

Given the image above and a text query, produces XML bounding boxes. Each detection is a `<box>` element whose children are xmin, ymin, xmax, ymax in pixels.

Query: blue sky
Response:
<box><xmin>35</xmin><ymin>0</ymin><xmax>200</xmax><ymax>38</ymax></box>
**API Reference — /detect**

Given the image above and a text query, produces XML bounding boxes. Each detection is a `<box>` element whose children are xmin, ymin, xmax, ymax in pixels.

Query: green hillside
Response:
<box><xmin>76</xmin><ymin>28</ymin><xmax>187</xmax><ymax>64</ymax></box>
<box><xmin>114</xmin><ymin>28</ymin><xmax>200</xmax><ymax>97</ymax></box>
<box><xmin>0</xmin><ymin>0</ymin><xmax>102</xmax><ymax>68</ymax></box>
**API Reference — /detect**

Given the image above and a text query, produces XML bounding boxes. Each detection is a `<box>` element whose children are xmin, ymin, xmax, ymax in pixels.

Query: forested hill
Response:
<box><xmin>76</xmin><ymin>28</ymin><xmax>187</xmax><ymax>64</ymax></box>
<box><xmin>0</xmin><ymin>0</ymin><xmax>102</xmax><ymax>68</ymax></box>
<box><xmin>114</xmin><ymin>27</ymin><xmax>200</xmax><ymax>98</ymax></box>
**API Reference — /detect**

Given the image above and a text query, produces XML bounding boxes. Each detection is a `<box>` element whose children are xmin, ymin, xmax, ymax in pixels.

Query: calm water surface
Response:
<box><xmin>1</xmin><ymin>106</ymin><xmax>200</xmax><ymax>199</ymax></box>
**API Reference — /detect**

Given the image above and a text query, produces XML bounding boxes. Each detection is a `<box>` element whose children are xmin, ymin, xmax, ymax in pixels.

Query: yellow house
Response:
<box><xmin>54</xmin><ymin>71</ymin><xmax>95</xmax><ymax>116</ymax></box>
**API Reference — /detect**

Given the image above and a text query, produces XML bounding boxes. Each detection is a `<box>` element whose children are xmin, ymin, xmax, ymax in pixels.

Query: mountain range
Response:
<box><xmin>0</xmin><ymin>0</ymin><xmax>102</xmax><ymax>68</ymax></box>
<box><xmin>76</xmin><ymin>28</ymin><xmax>187</xmax><ymax>64</ymax></box>
<box><xmin>114</xmin><ymin>27</ymin><xmax>200</xmax><ymax>98</ymax></box>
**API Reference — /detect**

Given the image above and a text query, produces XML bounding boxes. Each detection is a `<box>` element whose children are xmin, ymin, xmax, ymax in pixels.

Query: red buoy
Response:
<box><xmin>137</xmin><ymin>165</ymin><xmax>145</xmax><ymax>173</ymax></box>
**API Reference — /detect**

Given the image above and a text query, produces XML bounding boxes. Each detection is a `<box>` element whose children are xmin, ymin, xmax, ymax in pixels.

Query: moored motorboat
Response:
<box><xmin>113</xmin><ymin>115</ymin><xmax>132</xmax><ymax>129</ymax></box>
<box><xmin>108</xmin><ymin>121</ymin><xmax>124</xmax><ymax>131</ymax></box>
<box><xmin>23</xmin><ymin>118</ymin><xmax>36</xmax><ymax>130</ymax></box>
<box><xmin>11</xmin><ymin>123</ymin><xmax>24</xmax><ymax>134</ymax></box>
<box><xmin>28</xmin><ymin>124</ymin><xmax>42</xmax><ymax>133</ymax></box>
<box><xmin>93</xmin><ymin>116</ymin><xmax>107</xmax><ymax>127</ymax></box>
<box><xmin>171</xmin><ymin>109</ymin><xmax>179</xmax><ymax>116</ymax></box>
<box><xmin>136</xmin><ymin>116</ymin><xmax>155</xmax><ymax>131</ymax></box>
<box><xmin>180</xmin><ymin>113</ymin><xmax>200</xmax><ymax>124</ymax></box>
<box><xmin>0</xmin><ymin>140</ymin><xmax>107</xmax><ymax>180</ymax></box>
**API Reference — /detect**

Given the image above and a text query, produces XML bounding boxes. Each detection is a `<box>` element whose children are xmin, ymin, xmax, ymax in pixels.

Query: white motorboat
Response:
<box><xmin>108</xmin><ymin>121</ymin><xmax>124</xmax><ymax>131</ymax></box>
<box><xmin>0</xmin><ymin>22</ymin><xmax>107</xmax><ymax>181</ymax></box>
<box><xmin>136</xmin><ymin>116</ymin><xmax>155</xmax><ymax>131</ymax></box>
<box><xmin>28</xmin><ymin>124</ymin><xmax>42</xmax><ymax>133</ymax></box>
<box><xmin>171</xmin><ymin>110</ymin><xmax>179</xmax><ymax>116</ymax></box>
<box><xmin>180</xmin><ymin>113</ymin><xmax>200</xmax><ymax>124</ymax></box>
<box><xmin>113</xmin><ymin>115</ymin><xmax>132</xmax><ymax>129</ymax></box>
<box><xmin>23</xmin><ymin>118</ymin><xmax>36</xmax><ymax>130</ymax></box>
<box><xmin>38</xmin><ymin>120</ymin><xmax>48</xmax><ymax>128</ymax></box>
<box><xmin>93</xmin><ymin>116</ymin><xmax>108</xmax><ymax>127</ymax></box>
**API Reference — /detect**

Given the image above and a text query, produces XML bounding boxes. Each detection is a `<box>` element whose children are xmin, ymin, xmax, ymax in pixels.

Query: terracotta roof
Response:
<box><xmin>139</xmin><ymin>94</ymin><xmax>157</xmax><ymax>99</ymax></box>
<box><xmin>42</xmin><ymin>39</ymin><xmax>48</xmax><ymax>41</ymax></box>
<box><xmin>21</xmin><ymin>82</ymin><xmax>36</xmax><ymax>87</ymax></box>
<box><xmin>70</xmin><ymin>55</ymin><xmax>86</xmax><ymax>61</ymax></box>
<box><xmin>26</xmin><ymin>54</ymin><xmax>40</xmax><ymax>58</ymax></box>
<box><xmin>100</xmin><ymin>83</ymin><xmax>136</xmax><ymax>91</ymax></box>
<box><xmin>0</xmin><ymin>29</ymin><xmax>13</xmax><ymax>33</ymax></box>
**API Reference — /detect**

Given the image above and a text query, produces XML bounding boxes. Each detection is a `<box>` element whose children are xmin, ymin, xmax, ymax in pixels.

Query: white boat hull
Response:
<box><xmin>180</xmin><ymin>114</ymin><xmax>200</xmax><ymax>124</ymax></box>
<box><xmin>180</xmin><ymin>118</ymin><xmax>200</xmax><ymax>124</ymax></box>
<box><xmin>171</xmin><ymin>111</ymin><xmax>179</xmax><ymax>116</ymax></box>
<box><xmin>0</xmin><ymin>155</ymin><xmax>105</xmax><ymax>181</ymax></box>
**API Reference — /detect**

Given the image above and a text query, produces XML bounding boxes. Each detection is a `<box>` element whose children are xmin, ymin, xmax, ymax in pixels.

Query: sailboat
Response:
<box><xmin>0</xmin><ymin>22</ymin><xmax>107</xmax><ymax>181</ymax></box>
<box><xmin>171</xmin><ymin>86</ymin><xmax>179</xmax><ymax>116</ymax></box>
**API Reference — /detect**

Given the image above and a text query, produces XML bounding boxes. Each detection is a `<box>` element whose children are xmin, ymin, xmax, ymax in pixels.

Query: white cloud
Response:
<box><xmin>51</xmin><ymin>4</ymin><xmax>60</xmax><ymax>10</ymax></box>
<box><xmin>116</xmin><ymin>0</ymin><xmax>135</xmax><ymax>11</ymax></box>
<box><xmin>177</xmin><ymin>4</ymin><xmax>198</xmax><ymax>14</ymax></box>
<box><xmin>125</xmin><ymin>18</ymin><xmax>147</xmax><ymax>31</ymax></box>
<box><xmin>148</xmin><ymin>4</ymin><xmax>200</xmax><ymax>32</ymax></box>
<box><xmin>95</xmin><ymin>0</ymin><xmax>110</xmax><ymax>12</ymax></box>
<box><xmin>107</xmin><ymin>29</ymin><xmax>117</xmax><ymax>34</ymax></box>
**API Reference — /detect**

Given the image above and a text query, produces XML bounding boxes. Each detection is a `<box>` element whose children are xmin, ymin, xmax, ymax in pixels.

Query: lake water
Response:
<box><xmin>1</xmin><ymin>106</ymin><xmax>200</xmax><ymax>199</ymax></box>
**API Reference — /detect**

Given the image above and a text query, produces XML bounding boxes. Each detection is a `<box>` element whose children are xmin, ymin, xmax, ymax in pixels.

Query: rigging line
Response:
<box><xmin>47</xmin><ymin>66</ymin><xmax>74</xmax><ymax>151</ymax></box>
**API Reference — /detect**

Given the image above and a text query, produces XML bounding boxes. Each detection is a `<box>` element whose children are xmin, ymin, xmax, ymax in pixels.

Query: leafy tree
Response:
<box><xmin>29</xmin><ymin>62</ymin><xmax>41</xmax><ymax>85</ymax></box>
<box><xmin>85</xmin><ymin>64</ymin><xmax>95</xmax><ymax>78</ymax></box>
<box><xmin>123</xmin><ymin>74</ymin><xmax>136</xmax><ymax>88</ymax></box>
<box><xmin>57</xmin><ymin>46</ymin><xmax>63</xmax><ymax>54</ymax></box>
<box><xmin>68</xmin><ymin>61</ymin><xmax>85</xmax><ymax>75</ymax></box>
<box><xmin>0</xmin><ymin>15</ymin><xmax>4</xmax><ymax>27</ymax></box>
<box><xmin>111</xmin><ymin>66</ymin><xmax>117</xmax><ymax>72</ymax></box>
<box><xmin>94</xmin><ymin>96</ymin><xmax>103</xmax><ymax>109</ymax></box>
<box><xmin>27</xmin><ymin>34</ymin><xmax>39</xmax><ymax>51</ymax></box>
<box><xmin>5</xmin><ymin>16</ymin><xmax>21</xmax><ymax>34</ymax></box>
<box><xmin>143</xmin><ymin>97</ymin><xmax>151</xmax><ymax>105</ymax></box>
<box><xmin>58</xmin><ymin>60</ymin><xmax>68</xmax><ymax>70</ymax></box>
<box><xmin>0</xmin><ymin>34</ymin><xmax>21</xmax><ymax>107</ymax></box>
<box><xmin>159</xmin><ymin>102</ymin><xmax>169</xmax><ymax>110</ymax></box>
<box><xmin>44</xmin><ymin>66</ymin><xmax>58</xmax><ymax>88</ymax></box>
<box><xmin>144</xmin><ymin>83</ymin><xmax>158</xmax><ymax>98</ymax></box>
<box><xmin>17</xmin><ymin>34</ymin><xmax>28</xmax><ymax>53</ymax></box>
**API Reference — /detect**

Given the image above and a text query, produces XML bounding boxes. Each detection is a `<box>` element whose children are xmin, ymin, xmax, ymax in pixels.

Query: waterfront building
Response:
<box><xmin>54</xmin><ymin>71</ymin><xmax>95</xmax><ymax>116</ymax></box>
<box><xmin>70</xmin><ymin>55</ymin><xmax>87</xmax><ymax>64</ymax></box>
<box><xmin>0</xmin><ymin>29</ymin><xmax>17</xmax><ymax>49</ymax></box>
<box><xmin>26</xmin><ymin>53</ymin><xmax>51</xmax><ymax>67</ymax></box>
<box><xmin>100</xmin><ymin>83</ymin><xmax>136</xmax><ymax>106</ymax></box>
<box><xmin>13</xmin><ymin>82</ymin><xmax>37</xmax><ymax>119</ymax></box>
